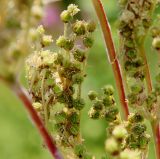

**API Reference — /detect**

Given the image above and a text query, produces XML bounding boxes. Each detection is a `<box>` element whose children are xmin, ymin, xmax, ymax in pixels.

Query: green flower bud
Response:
<box><xmin>128</xmin><ymin>113</ymin><xmax>144</xmax><ymax>123</ymax></box>
<box><xmin>88</xmin><ymin>107</ymin><xmax>100</xmax><ymax>119</ymax></box>
<box><xmin>54</xmin><ymin>123</ymin><xmax>65</xmax><ymax>133</ymax></box>
<box><xmin>72</xmin><ymin>73</ymin><xmax>84</xmax><ymax>84</ymax></box>
<box><xmin>60</xmin><ymin>10</ymin><xmax>72</xmax><ymax>23</ymax></box>
<box><xmin>86</xmin><ymin>21</ymin><xmax>96</xmax><ymax>32</ymax></box>
<box><xmin>128</xmin><ymin>93</ymin><xmax>137</xmax><ymax>105</ymax></box>
<box><xmin>126</xmin><ymin>49</ymin><xmax>137</xmax><ymax>59</ymax></box>
<box><xmin>56</xmin><ymin>36</ymin><xmax>74</xmax><ymax>50</ymax></box>
<box><xmin>126</xmin><ymin>134</ymin><xmax>139</xmax><ymax>149</ymax></box>
<box><xmin>73</xmin><ymin>20</ymin><xmax>86</xmax><ymax>36</ymax></box>
<box><xmin>53</xmin><ymin>53</ymin><xmax>64</xmax><ymax>65</ymax></box>
<box><xmin>103</xmin><ymin>96</ymin><xmax>115</xmax><ymax>107</ymax></box>
<box><xmin>69</xmin><ymin>123</ymin><xmax>79</xmax><ymax>136</ymax></box>
<box><xmin>105</xmin><ymin>107</ymin><xmax>119</xmax><ymax>122</ymax></box>
<box><xmin>146</xmin><ymin>93</ymin><xmax>156</xmax><ymax>111</ymax></box>
<box><xmin>105</xmin><ymin>138</ymin><xmax>119</xmax><ymax>155</ymax></box>
<box><xmin>73</xmin><ymin>98</ymin><xmax>85</xmax><ymax>110</ymax></box>
<box><xmin>55</xmin><ymin>111</ymin><xmax>67</xmax><ymax>123</ymax></box>
<box><xmin>92</xmin><ymin>100</ymin><xmax>104</xmax><ymax>110</ymax></box>
<box><xmin>67</xmin><ymin>4</ymin><xmax>80</xmax><ymax>16</ymax></box>
<box><xmin>112</xmin><ymin>125</ymin><xmax>127</xmax><ymax>139</ymax></box>
<box><xmin>88</xmin><ymin>91</ymin><xmax>98</xmax><ymax>100</ymax></box>
<box><xmin>42</xmin><ymin>35</ymin><xmax>53</xmax><ymax>46</ymax></box>
<box><xmin>72</xmin><ymin>49</ymin><xmax>86</xmax><ymax>62</ymax></box>
<box><xmin>74</xmin><ymin>144</ymin><xmax>86</xmax><ymax>157</ymax></box>
<box><xmin>131</xmin><ymin>84</ymin><xmax>143</xmax><ymax>94</ymax></box>
<box><xmin>139</xmin><ymin>134</ymin><xmax>150</xmax><ymax>149</ymax></box>
<box><xmin>83</xmin><ymin>36</ymin><xmax>94</xmax><ymax>48</ymax></box>
<box><xmin>131</xmin><ymin>123</ymin><xmax>147</xmax><ymax>135</ymax></box>
<box><xmin>68</xmin><ymin>112</ymin><xmax>80</xmax><ymax>124</ymax></box>
<box><xmin>102</xmin><ymin>85</ymin><xmax>114</xmax><ymax>96</ymax></box>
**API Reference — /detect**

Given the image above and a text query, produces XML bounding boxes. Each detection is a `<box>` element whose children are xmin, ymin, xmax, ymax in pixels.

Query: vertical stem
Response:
<box><xmin>152</xmin><ymin>121</ymin><xmax>160</xmax><ymax>159</ymax></box>
<box><xmin>12</xmin><ymin>83</ymin><xmax>63</xmax><ymax>159</ymax></box>
<box><xmin>139</xmin><ymin>45</ymin><xmax>152</xmax><ymax>93</ymax></box>
<box><xmin>92</xmin><ymin>0</ymin><xmax>129</xmax><ymax>120</ymax></box>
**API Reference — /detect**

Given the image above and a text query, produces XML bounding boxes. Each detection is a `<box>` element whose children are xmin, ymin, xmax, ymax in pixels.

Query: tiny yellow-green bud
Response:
<box><xmin>92</xmin><ymin>100</ymin><xmax>103</xmax><ymax>110</ymax></box>
<box><xmin>105</xmin><ymin>138</ymin><xmax>119</xmax><ymax>154</ymax></box>
<box><xmin>72</xmin><ymin>49</ymin><xmax>86</xmax><ymax>62</ymax></box>
<box><xmin>56</xmin><ymin>36</ymin><xmax>74</xmax><ymax>50</ymax></box>
<box><xmin>102</xmin><ymin>85</ymin><xmax>114</xmax><ymax>96</ymax></box>
<box><xmin>152</xmin><ymin>37</ymin><xmax>160</xmax><ymax>50</ymax></box>
<box><xmin>88</xmin><ymin>91</ymin><xmax>98</xmax><ymax>100</ymax></box>
<box><xmin>69</xmin><ymin>123</ymin><xmax>79</xmax><ymax>136</ymax></box>
<box><xmin>88</xmin><ymin>107</ymin><xmax>100</xmax><ymax>119</ymax></box>
<box><xmin>73</xmin><ymin>98</ymin><xmax>85</xmax><ymax>110</ymax></box>
<box><xmin>112</xmin><ymin>125</ymin><xmax>127</xmax><ymax>139</ymax></box>
<box><xmin>86</xmin><ymin>21</ymin><xmax>96</xmax><ymax>32</ymax></box>
<box><xmin>103</xmin><ymin>96</ymin><xmax>115</xmax><ymax>107</ymax></box>
<box><xmin>55</xmin><ymin>111</ymin><xmax>67</xmax><ymax>123</ymax></box>
<box><xmin>131</xmin><ymin>84</ymin><xmax>143</xmax><ymax>94</ymax></box>
<box><xmin>67</xmin><ymin>4</ymin><xmax>80</xmax><ymax>16</ymax></box>
<box><xmin>37</xmin><ymin>25</ymin><xmax>45</xmax><ymax>35</ymax></box>
<box><xmin>73</xmin><ymin>20</ymin><xmax>86</xmax><ymax>36</ymax></box>
<box><xmin>42</xmin><ymin>35</ymin><xmax>53</xmax><ymax>46</ymax></box>
<box><xmin>60</xmin><ymin>10</ymin><xmax>72</xmax><ymax>23</ymax></box>
<box><xmin>72</xmin><ymin>73</ymin><xmax>84</xmax><ymax>84</ymax></box>
<box><xmin>32</xmin><ymin>102</ymin><xmax>42</xmax><ymax>111</ymax></box>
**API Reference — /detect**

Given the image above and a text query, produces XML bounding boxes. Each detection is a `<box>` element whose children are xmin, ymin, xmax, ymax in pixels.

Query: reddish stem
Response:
<box><xmin>152</xmin><ymin>121</ymin><xmax>160</xmax><ymax>159</ymax></box>
<box><xmin>12</xmin><ymin>83</ymin><xmax>63</xmax><ymax>159</ymax></box>
<box><xmin>92</xmin><ymin>0</ymin><xmax>129</xmax><ymax>119</ymax></box>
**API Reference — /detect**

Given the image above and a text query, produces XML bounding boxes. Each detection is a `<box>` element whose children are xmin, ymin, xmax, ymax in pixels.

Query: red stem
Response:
<box><xmin>12</xmin><ymin>83</ymin><xmax>63</xmax><ymax>159</ymax></box>
<box><xmin>92</xmin><ymin>0</ymin><xmax>129</xmax><ymax>119</ymax></box>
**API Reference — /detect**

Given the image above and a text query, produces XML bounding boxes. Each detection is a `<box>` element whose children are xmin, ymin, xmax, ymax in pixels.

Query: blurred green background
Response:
<box><xmin>0</xmin><ymin>0</ymin><xmax>159</xmax><ymax>158</ymax></box>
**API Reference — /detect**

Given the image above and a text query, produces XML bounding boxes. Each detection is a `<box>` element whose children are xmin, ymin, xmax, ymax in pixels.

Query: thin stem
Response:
<box><xmin>139</xmin><ymin>45</ymin><xmax>152</xmax><ymax>93</ymax></box>
<box><xmin>152</xmin><ymin>121</ymin><xmax>160</xmax><ymax>159</ymax></box>
<box><xmin>92</xmin><ymin>0</ymin><xmax>129</xmax><ymax>120</ymax></box>
<box><xmin>12</xmin><ymin>82</ymin><xmax>63</xmax><ymax>159</ymax></box>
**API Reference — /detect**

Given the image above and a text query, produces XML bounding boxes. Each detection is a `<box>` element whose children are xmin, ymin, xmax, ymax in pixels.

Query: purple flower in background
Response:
<box><xmin>42</xmin><ymin>3</ymin><xmax>61</xmax><ymax>29</ymax></box>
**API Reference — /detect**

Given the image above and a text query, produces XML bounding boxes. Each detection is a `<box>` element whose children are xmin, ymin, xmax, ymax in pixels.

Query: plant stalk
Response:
<box><xmin>92</xmin><ymin>0</ymin><xmax>129</xmax><ymax>120</ymax></box>
<box><xmin>12</xmin><ymin>82</ymin><xmax>63</xmax><ymax>159</ymax></box>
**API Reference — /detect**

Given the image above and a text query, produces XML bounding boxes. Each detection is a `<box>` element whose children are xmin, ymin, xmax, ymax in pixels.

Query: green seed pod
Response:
<box><xmin>72</xmin><ymin>73</ymin><xmax>84</xmax><ymax>84</ymax></box>
<box><xmin>88</xmin><ymin>107</ymin><xmax>100</xmax><ymax>119</ymax></box>
<box><xmin>86</xmin><ymin>21</ymin><xmax>96</xmax><ymax>32</ymax></box>
<box><xmin>83</xmin><ymin>36</ymin><xmax>94</xmax><ymax>48</ymax></box>
<box><xmin>103</xmin><ymin>96</ymin><xmax>115</xmax><ymax>107</ymax></box>
<box><xmin>69</xmin><ymin>123</ymin><xmax>79</xmax><ymax>136</ymax></box>
<box><xmin>74</xmin><ymin>144</ymin><xmax>86</xmax><ymax>157</ymax></box>
<box><xmin>88</xmin><ymin>91</ymin><xmax>98</xmax><ymax>100</ymax></box>
<box><xmin>128</xmin><ymin>113</ymin><xmax>144</xmax><ymax>123</ymax></box>
<box><xmin>72</xmin><ymin>49</ymin><xmax>86</xmax><ymax>62</ymax></box>
<box><xmin>126</xmin><ymin>134</ymin><xmax>139</xmax><ymax>149</ymax></box>
<box><xmin>92</xmin><ymin>100</ymin><xmax>103</xmax><ymax>110</ymax></box>
<box><xmin>68</xmin><ymin>111</ymin><xmax>80</xmax><ymax>124</ymax></box>
<box><xmin>112</xmin><ymin>125</ymin><xmax>127</xmax><ymax>140</ymax></box>
<box><xmin>152</xmin><ymin>37</ymin><xmax>160</xmax><ymax>50</ymax></box>
<box><xmin>131</xmin><ymin>84</ymin><xmax>143</xmax><ymax>94</ymax></box>
<box><xmin>105</xmin><ymin>138</ymin><xmax>119</xmax><ymax>155</ymax></box>
<box><xmin>53</xmin><ymin>53</ymin><xmax>64</xmax><ymax>65</ymax></box>
<box><xmin>54</xmin><ymin>123</ymin><xmax>65</xmax><ymax>133</ymax></box>
<box><xmin>73</xmin><ymin>98</ymin><xmax>85</xmax><ymax>110</ymax></box>
<box><xmin>60</xmin><ymin>10</ymin><xmax>72</xmax><ymax>23</ymax></box>
<box><xmin>102</xmin><ymin>85</ymin><xmax>114</xmax><ymax>96</ymax></box>
<box><xmin>131</xmin><ymin>123</ymin><xmax>147</xmax><ymax>135</ymax></box>
<box><xmin>73</xmin><ymin>20</ymin><xmax>86</xmax><ymax>36</ymax></box>
<box><xmin>56</xmin><ymin>36</ymin><xmax>74</xmax><ymax>50</ymax></box>
<box><xmin>55</xmin><ymin>111</ymin><xmax>67</xmax><ymax>123</ymax></box>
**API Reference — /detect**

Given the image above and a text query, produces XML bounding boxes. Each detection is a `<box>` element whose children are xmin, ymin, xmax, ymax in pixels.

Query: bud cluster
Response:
<box><xmin>88</xmin><ymin>85</ymin><xmax>119</xmax><ymax>123</ymax></box>
<box><xmin>26</xmin><ymin>4</ymin><xmax>96</xmax><ymax>159</ymax></box>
